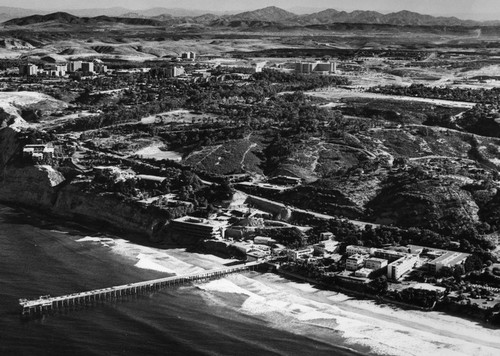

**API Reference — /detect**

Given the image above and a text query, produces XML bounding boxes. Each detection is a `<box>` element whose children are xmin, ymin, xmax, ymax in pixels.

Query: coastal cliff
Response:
<box><xmin>0</xmin><ymin>127</ymin><xmax>187</xmax><ymax>241</ymax></box>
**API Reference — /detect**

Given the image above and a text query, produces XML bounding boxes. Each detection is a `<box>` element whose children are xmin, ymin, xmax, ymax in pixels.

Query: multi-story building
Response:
<box><xmin>181</xmin><ymin>52</ymin><xmax>196</xmax><ymax>61</ymax></box>
<box><xmin>81</xmin><ymin>62</ymin><xmax>94</xmax><ymax>74</ymax></box>
<box><xmin>365</xmin><ymin>257</ymin><xmax>388</xmax><ymax>271</ymax></box>
<box><xmin>167</xmin><ymin>66</ymin><xmax>185</xmax><ymax>77</ymax></box>
<box><xmin>387</xmin><ymin>255</ymin><xmax>419</xmax><ymax>280</ymax></box>
<box><xmin>170</xmin><ymin>216</ymin><xmax>228</xmax><ymax>241</ymax></box>
<box><xmin>19</xmin><ymin>64</ymin><xmax>38</xmax><ymax>76</ymax></box>
<box><xmin>68</xmin><ymin>61</ymin><xmax>82</xmax><ymax>72</ymax></box>
<box><xmin>251</xmin><ymin>61</ymin><xmax>266</xmax><ymax>73</ymax></box>
<box><xmin>373</xmin><ymin>249</ymin><xmax>408</xmax><ymax>262</ymax></box>
<box><xmin>346</xmin><ymin>254</ymin><xmax>366</xmax><ymax>271</ymax></box>
<box><xmin>295</xmin><ymin>61</ymin><xmax>337</xmax><ymax>74</ymax></box>
<box><xmin>45</xmin><ymin>64</ymin><xmax>67</xmax><ymax>77</ymax></box>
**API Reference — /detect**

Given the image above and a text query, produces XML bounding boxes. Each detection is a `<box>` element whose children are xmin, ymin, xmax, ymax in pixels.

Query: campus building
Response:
<box><xmin>295</xmin><ymin>61</ymin><xmax>337</xmax><ymax>74</ymax></box>
<box><xmin>428</xmin><ymin>251</ymin><xmax>470</xmax><ymax>274</ymax></box>
<box><xmin>387</xmin><ymin>255</ymin><xmax>419</xmax><ymax>280</ymax></box>
<box><xmin>170</xmin><ymin>216</ymin><xmax>228</xmax><ymax>241</ymax></box>
<box><xmin>346</xmin><ymin>254</ymin><xmax>366</xmax><ymax>271</ymax></box>
<box><xmin>19</xmin><ymin>64</ymin><xmax>38</xmax><ymax>76</ymax></box>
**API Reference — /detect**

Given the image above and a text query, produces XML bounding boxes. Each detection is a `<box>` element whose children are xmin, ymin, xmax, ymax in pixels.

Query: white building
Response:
<box><xmin>68</xmin><ymin>61</ymin><xmax>82</xmax><ymax>72</ymax></box>
<box><xmin>287</xmin><ymin>247</ymin><xmax>314</xmax><ymax>261</ymax></box>
<box><xmin>19</xmin><ymin>64</ymin><xmax>38</xmax><ymax>76</ymax></box>
<box><xmin>346</xmin><ymin>254</ymin><xmax>366</xmax><ymax>271</ymax></box>
<box><xmin>181</xmin><ymin>52</ymin><xmax>196</xmax><ymax>61</ymax></box>
<box><xmin>355</xmin><ymin>268</ymin><xmax>373</xmax><ymax>278</ymax></box>
<box><xmin>387</xmin><ymin>255</ymin><xmax>419</xmax><ymax>280</ymax></box>
<box><xmin>428</xmin><ymin>251</ymin><xmax>470</xmax><ymax>274</ymax></box>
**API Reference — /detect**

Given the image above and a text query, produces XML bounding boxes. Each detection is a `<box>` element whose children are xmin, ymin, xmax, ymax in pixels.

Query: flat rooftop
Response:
<box><xmin>430</xmin><ymin>251</ymin><xmax>470</xmax><ymax>265</ymax></box>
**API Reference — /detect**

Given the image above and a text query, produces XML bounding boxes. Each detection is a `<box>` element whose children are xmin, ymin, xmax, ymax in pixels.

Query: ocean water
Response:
<box><xmin>0</xmin><ymin>205</ymin><xmax>363</xmax><ymax>356</ymax></box>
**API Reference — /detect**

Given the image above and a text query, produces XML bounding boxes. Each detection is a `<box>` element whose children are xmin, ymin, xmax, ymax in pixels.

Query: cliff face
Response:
<box><xmin>0</xmin><ymin>127</ymin><xmax>183</xmax><ymax>241</ymax></box>
<box><xmin>0</xmin><ymin>165</ymin><xmax>65</xmax><ymax>209</ymax></box>
<box><xmin>53</xmin><ymin>184</ymin><xmax>175</xmax><ymax>241</ymax></box>
<box><xmin>0</xmin><ymin>127</ymin><xmax>21</xmax><ymax>170</ymax></box>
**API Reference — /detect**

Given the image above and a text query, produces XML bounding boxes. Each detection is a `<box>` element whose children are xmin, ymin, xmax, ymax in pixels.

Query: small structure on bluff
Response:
<box><xmin>23</xmin><ymin>144</ymin><xmax>54</xmax><ymax>163</ymax></box>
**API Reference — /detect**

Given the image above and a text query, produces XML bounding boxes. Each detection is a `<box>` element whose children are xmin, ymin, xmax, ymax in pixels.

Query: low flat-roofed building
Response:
<box><xmin>319</xmin><ymin>232</ymin><xmax>335</xmax><ymax>240</ymax></box>
<box><xmin>411</xmin><ymin>283</ymin><xmax>446</xmax><ymax>294</ymax></box>
<box><xmin>428</xmin><ymin>251</ymin><xmax>470</xmax><ymax>274</ymax></box>
<box><xmin>287</xmin><ymin>247</ymin><xmax>314</xmax><ymax>261</ymax></box>
<box><xmin>137</xmin><ymin>174</ymin><xmax>166</xmax><ymax>183</ymax></box>
<box><xmin>387</xmin><ymin>255</ymin><xmax>419</xmax><ymax>280</ymax></box>
<box><xmin>355</xmin><ymin>268</ymin><xmax>373</xmax><ymax>278</ymax></box>
<box><xmin>23</xmin><ymin>144</ymin><xmax>54</xmax><ymax>162</ymax></box>
<box><xmin>254</xmin><ymin>236</ymin><xmax>277</xmax><ymax>246</ymax></box>
<box><xmin>170</xmin><ymin>215</ymin><xmax>228</xmax><ymax>241</ymax></box>
<box><xmin>269</xmin><ymin>175</ymin><xmax>302</xmax><ymax>186</ymax></box>
<box><xmin>231</xmin><ymin>241</ymin><xmax>254</xmax><ymax>254</ymax></box>
<box><xmin>365</xmin><ymin>257</ymin><xmax>388</xmax><ymax>270</ymax></box>
<box><xmin>314</xmin><ymin>240</ymin><xmax>339</xmax><ymax>255</ymax></box>
<box><xmin>247</xmin><ymin>250</ymin><xmax>270</xmax><ymax>261</ymax></box>
<box><xmin>346</xmin><ymin>254</ymin><xmax>366</xmax><ymax>271</ymax></box>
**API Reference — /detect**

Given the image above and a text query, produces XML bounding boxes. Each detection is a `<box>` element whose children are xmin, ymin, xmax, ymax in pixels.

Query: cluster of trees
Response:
<box><xmin>54</xmin><ymin>69</ymin><xmax>349</xmax><ymax>135</ymax></box>
<box><xmin>369</xmin><ymin>84</ymin><xmax>500</xmax><ymax>104</ymax></box>
<box><xmin>253</xmin><ymin>69</ymin><xmax>350</xmax><ymax>90</ymax></box>
<box><xmin>456</xmin><ymin>104</ymin><xmax>500</xmax><ymax>137</ymax></box>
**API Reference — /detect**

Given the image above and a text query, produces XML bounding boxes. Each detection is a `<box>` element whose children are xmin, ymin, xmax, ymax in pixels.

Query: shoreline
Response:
<box><xmin>4</xmin><ymin>202</ymin><xmax>500</xmax><ymax>356</ymax></box>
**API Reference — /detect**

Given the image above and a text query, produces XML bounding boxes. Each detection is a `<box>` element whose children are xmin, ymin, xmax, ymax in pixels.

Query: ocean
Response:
<box><xmin>2</xmin><ymin>204</ymin><xmax>500</xmax><ymax>356</ymax></box>
<box><xmin>0</xmin><ymin>204</ymin><xmax>363</xmax><ymax>356</ymax></box>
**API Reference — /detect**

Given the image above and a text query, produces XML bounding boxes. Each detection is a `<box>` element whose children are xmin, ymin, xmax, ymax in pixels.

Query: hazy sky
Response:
<box><xmin>1</xmin><ymin>0</ymin><xmax>499</xmax><ymax>20</ymax></box>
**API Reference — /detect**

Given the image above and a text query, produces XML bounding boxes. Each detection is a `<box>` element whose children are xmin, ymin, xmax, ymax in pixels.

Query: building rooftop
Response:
<box><xmin>429</xmin><ymin>251</ymin><xmax>470</xmax><ymax>266</ymax></box>
<box><xmin>173</xmin><ymin>215</ymin><xmax>228</xmax><ymax>228</ymax></box>
<box><xmin>411</xmin><ymin>283</ymin><xmax>446</xmax><ymax>293</ymax></box>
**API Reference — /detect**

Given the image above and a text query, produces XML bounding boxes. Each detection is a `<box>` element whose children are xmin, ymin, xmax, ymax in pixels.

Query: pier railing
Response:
<box><xmin>19</xmin><ymin>261</ymin><xmax>262</xmax><ymax>318</ymax></box>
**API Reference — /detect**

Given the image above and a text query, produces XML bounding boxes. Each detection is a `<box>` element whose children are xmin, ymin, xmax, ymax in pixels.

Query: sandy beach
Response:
<box><xmin>75</xmin><ymin>235</ymin><xmax>500</xmax><ymax>356</ymax></box>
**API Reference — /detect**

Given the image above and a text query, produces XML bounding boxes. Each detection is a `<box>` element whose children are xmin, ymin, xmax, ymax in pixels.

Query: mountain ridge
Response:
<box><xmin>3</xmin><ymin>6</ymin><xmax>500</xmax><ymax>28</ymax></box>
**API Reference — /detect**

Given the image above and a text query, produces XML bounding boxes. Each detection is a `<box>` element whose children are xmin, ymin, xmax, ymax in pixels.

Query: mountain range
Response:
<box><xmin>2</xmin><ymin>6</ymin><xmax>499</xmax><ymax>28</ymax></box>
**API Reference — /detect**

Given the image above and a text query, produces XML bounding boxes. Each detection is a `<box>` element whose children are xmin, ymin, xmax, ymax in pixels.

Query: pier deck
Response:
<box><xmin>19</xmin><ymin>261</ymin><xmax>263</xmax><ymax>318</ymax></box>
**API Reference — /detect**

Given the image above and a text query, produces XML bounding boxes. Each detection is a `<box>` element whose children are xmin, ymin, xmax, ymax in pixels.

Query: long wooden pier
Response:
<box><xmin>19</xmin><ymin>261</ymin><xmax>263</xmax><ymax>318</ymax></box>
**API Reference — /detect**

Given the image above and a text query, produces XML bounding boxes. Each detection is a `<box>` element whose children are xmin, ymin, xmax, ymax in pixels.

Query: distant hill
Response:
<box><xmin>226</xmin><ymin>6</ymin><xmax>296</xmax><ymax>23</ymax></box>
<box><xmin>3</xmin><ymin>6</ymin><xmax>500</xmax><ymax>28</ymax></box>
<box><xmin>3</xmin><ymin>12</ymin><xmax>164</xmax><ymax>27</ymax></box>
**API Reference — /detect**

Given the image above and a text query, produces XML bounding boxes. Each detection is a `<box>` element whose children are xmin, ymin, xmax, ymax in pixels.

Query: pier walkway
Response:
<box><xmin>19</xmin><ymin>261</ymin><xmax>263</xmax><ymax>318</ymax></box>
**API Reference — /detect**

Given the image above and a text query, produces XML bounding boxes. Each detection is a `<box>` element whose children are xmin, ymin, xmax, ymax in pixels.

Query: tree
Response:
<box><xmin>464</xmin><ymin>254</ymin><xmax>483</xmax><ymax>273</ymax></box>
